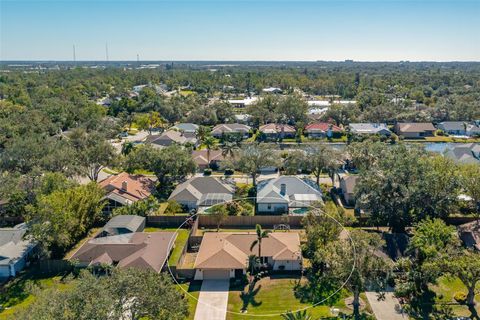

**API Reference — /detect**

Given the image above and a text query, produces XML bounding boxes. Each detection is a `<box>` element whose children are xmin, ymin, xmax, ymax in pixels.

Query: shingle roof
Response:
<box><xmin>396</xmin><ymin>122</ymin><xmax>435</xmax><ymax>133</ymax></box>
<box><xmin>168</xmin><ymin>177</ymin><xmax>234</xmax><ymax>205</ymax></box>
<box><xmin>257</xmin><ymin>176</ymin><xmax>322</xmax><ymax>207</ymax></box>
<box><xmin>349</xmin><ymin>123</ymin><xmax>390</xmax><ymax>134</ymax></box>
<box><xmin>194</xmin><ymin>232</ymin><xmax>301</xmax><ymax>269</ymax></box>
<box><xmin>211</xmin><ymin>124</ymin><xmax>251</xmax><ymax>135</ymax></box>
<box><xmin>70</xmin><ymin>232</ymin><xmax>176</xmax><ymax>272</ymax></box>
<box><xmin>0</xmin><ymin>224</ymin><xmax>37</xmax><ymax>266</ymax></box>
<box><xmin>341</xmin><ymin>175</ymin><xmax>359</xmax><ymax>194</ymax></box>
<box><xmin>438</xmin><ymin>121</ymin><xmax>468</xmax><ymax>131</ymax></box>
<box><xmin>103</xmin><ymin>215</ymin><xmax>145</xmax><ymax>234</ymax></box>
<box><xmin>171</xmin><ymin>123</ymin><xmax>199</xmax><ymax>133</ymax></box>
<box><xmin>192</xmin><ymin>150</ymin><xmax>225</xmax><ymax>166</ymax></box>
<box><xmin>444</xmin><ymin>143</ymin><xmax>480</xmax><ymax>164</ymax></box>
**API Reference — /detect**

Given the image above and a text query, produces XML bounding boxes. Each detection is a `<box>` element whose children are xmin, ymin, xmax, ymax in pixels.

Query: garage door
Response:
<box><xmin>203</xmin><ymin>269</ymin><xmax>230</xmax><ymax>279</ymax></box>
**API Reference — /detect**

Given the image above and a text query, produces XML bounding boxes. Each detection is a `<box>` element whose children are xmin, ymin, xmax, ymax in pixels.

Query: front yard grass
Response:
<box><xmin>226</xmin><ymin>275</ymin><xmax>350</xmax><ymax>320</ymax></box>
<box><xmin>177</xmin><ymin>281</ymin><xmax>201</xmax><ymax>319</ymax></box>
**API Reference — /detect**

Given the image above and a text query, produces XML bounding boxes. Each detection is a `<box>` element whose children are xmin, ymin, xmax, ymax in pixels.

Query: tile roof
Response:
<box><xmin>304</xmin><ymin>122</ymin><xmax>342</xmax><ymax>132</ymax></box>
<box><xmin>259</xmin><ymin>123</ymin><xmax>296</xmax><ymax>134</ymax></box>
<box><xmin>211</xmin><ymin>124</ymin><xmax>251</xmax><ymax>135</ymax></box>
<box><xmin>99</xmin><ymin>172</ymin><xmax>154</xmax><ymax>204</ymax></box>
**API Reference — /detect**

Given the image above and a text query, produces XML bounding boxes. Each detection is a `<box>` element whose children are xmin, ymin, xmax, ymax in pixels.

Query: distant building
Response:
<box><xmin>145</xmin><ymin>130</ymin><xmax>198</xmax><ymax>147</ymax></box>
<box><xmin>262</xmin><ymin>87</ymin><xmax>282</xmax><ymax>94</ymax></box>
<box><xmin>304</xmin><ymin>122</ymin><xmax>342</xmax><ymax>139</ymax></box>
<box><xmin>168</xmin><ymin>177</ymin><xmax>235</xmax><ymax>211</ymax></box>
<box><xmin>349</xmin><ymin>123</ymin><xmax>391</xmax><ymax>136</ymax></box>
<box><xmin>256</xmin><ymin>176</ymin><xmax>323</xmax><ymax>214</ymax></box>
<box><xmin>339</xmin><ymin>175</ymin><xmax>359</xmax><ymax>206</ymax></box>
<box><xmin>444</xmin><ymin>143</ymin><xmax>480</xmax><ymax>164</ymax></box>
<box><xmin>259</xmin><ymin>123</ymin><xmax>296</xmax><ymax>140</ymax></box>
<box><xmin>192</xmin><ymin>149</ymin><xmax>225</xmax><ymax>171</ymax></box>
<box><xmin>211</xmin><ymin>123</ymin><xmax>251</xmax><ymax>139</ymax></box>
<box><xmin>171</xmin><ymin>123</ymin><xmax>199</xmax><ymax>136</ymax></box>
<box><xmin>394</xmin><ymin>122</ymin><xmax>436</xmax><ymax>138</ymax></box>
<box><xmin>99</xmin><ymin>172</ymin><xmax>155</xmax><ymax>213</ymax></box>
<box><xmin>437</xmin><ymin>121</ymin><xmax>468</xmax><ymax>136</ymax></box>
<box><xmin>227</xmin><ymin>97</ymin><xmax>258</xmax><ymax>108</ymax></box>
<box><xmin>0</xmin><ymin>224</ymin><xmax>37</xmax><ymax>278</ymax></box>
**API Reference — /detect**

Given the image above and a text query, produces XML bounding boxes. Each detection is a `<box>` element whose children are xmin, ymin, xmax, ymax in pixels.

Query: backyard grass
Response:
<box><xmin>226</xmin><ymin>276</ymin><xmax>351</xmax><ymax>320</ymax></box>
<box><xmin>0</xmin><ymin>272</ymin><xmax>75</xmax><ymax>319</ymax></box>
<box><xmin>167</xmin><ymin>229</ymin><xmax>190</xmax><ymax>266</ymax></box>
<box><xmin>430</xmin><ymin>276</ymin><xmax>480</xmax><ymax>317</ymax></box>
<box><xmin>64</xmin><ymin>227</ymin><xmax>100</xmax><ymax>259</ymax></box>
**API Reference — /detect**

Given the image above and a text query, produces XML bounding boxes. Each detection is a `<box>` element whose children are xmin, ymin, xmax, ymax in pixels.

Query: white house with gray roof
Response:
<box><xmin>256</xmin><ymin>176</ymin><xmax>323</xmax><ymax>214</ymax></box>
<box><xmin>168</xmin><ymin>177</ymin><xmax>235</xmax><ymax>211</ymax></box>
<box><xmin>0</xmin><ymin>224</ymin><xmax>37</xmax><ymax>278</ymax></box>
<box><xmin>349</xmin><ymin>123</ymin><xmax>391</xmax><ymax>136</ymax></box>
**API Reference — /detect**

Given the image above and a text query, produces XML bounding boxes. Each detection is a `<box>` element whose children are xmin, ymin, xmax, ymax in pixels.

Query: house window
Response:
<box><xmin>267</xmin><ymin>204</ymin><xmax>271</xmax><ymax>210</ymax></box>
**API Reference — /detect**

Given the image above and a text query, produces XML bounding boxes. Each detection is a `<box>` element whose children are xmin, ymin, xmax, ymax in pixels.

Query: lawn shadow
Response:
<box><xmin>240</xmin><ymin>281</ymin><xmax>262</xmax><ymax>311</ymax></box>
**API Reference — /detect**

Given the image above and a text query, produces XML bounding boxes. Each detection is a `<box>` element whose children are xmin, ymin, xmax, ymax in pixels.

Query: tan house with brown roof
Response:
<box><xmin>394</xmin><ymin>122</ymin><xmax>436</xmax><ymax>138</ymax></box>
<box><xmin>193</xmin><ymin>232</ymin><xmax>302</xmax><ymax>280</ymax></box>
<box><xmin>191</xmin><ymin>149</ymin><xmax>225</xmax><ymax>171</ymax></box>
<box><xmin>99</xmin><ymin>172</ymin><xmax>155</xmax><ymax>213</ymax></box>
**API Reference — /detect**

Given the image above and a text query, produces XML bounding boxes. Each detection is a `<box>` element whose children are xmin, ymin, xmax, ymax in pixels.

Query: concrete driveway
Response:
<box><xmin>194</xmin><ymin>279</ymin><xmax>230</xmax><ymax>320</ymax></box>
<box><xmin>365</xmin><ymin>291</ymin><xmax>408</xmax><ymax>320</ymax></box>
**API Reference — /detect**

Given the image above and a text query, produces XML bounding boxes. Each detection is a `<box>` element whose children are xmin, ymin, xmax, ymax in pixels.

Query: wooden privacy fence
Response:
<box><xmin>198</xmin><ymin>215</ymin><xmax>304</xmax><ymax>228</ymax></box>
<box><xmin>35</xmin><ymin>259</ymin><xmax>73</xmax><ymax>275</ymax></box>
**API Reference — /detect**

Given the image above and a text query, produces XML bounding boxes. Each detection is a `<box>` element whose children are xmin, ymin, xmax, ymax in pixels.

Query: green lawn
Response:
<box><xmin>431</xmin><ymin>276</ymin><xmax>480</xmax><ymax>317</ymax></box>
<box><xmin>178</xmin><ymin>281</ymin><xmax>202</xmax><ymax>319</ymax></box>
<box><xmin>0</xmin><ymin>272</ymin><xmax>74</xmax><ymax>319</ymax></box>
<box><xmin>226</xmin><ymin>276</ymin><xmax>350</xmax><ymax>320</ymax></box>
<box><xmin>168</xmin><ymin>229</ymin><xmax>190</xmax><ymax>266</ymax></box>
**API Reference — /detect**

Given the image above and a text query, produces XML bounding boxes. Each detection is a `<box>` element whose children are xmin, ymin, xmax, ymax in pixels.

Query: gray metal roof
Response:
<box><xmin>103</xmin><ymin>215</ymin><xmax>145</xmax><ymax>233</ymax></box>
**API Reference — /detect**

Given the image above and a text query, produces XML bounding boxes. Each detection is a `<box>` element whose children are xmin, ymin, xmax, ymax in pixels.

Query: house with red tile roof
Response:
<box><xmin>304</xmin><ymin>122</ymin><xmax>342</xmax><ymax>138</ymax></box>
<box><xmin>99</xmin><ymin>172</ymin><xmax>155</xmax><ymax>213</ymax></box>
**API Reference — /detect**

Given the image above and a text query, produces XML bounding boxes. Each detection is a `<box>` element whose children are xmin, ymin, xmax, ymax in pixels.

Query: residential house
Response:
<box><xmin>168</xmin><ymin>177</ymin><xmax>235</xmax><ymax>211</ymax></box>
<box><xmin>458</xmin><ymin>221</ymin><xmax>480</xmax><ymax>251</ymax></box>
<box><xmin>145</xmin><ymin>130</ymin><xmax>198</xmax><ymax>147</ymax></box>
<box><xmin>444</xmin><ymin>143</ymin><xmax>480</xmax><ymax>164</ymax></box>
<box><xmin>304</xmin><ymin>122</ymin><xmax>342</xmax><ymax>139</ymax></box>
<box><xmin>0</xmin><ymin>224</ymin><xmax>37</xmax><ymax>278</ymax></box>
<box><xmin>349</xmin><ymin>123</ymin><xmax>391</xmax><ymax>136</ymax></box>
<box><xmin>466</xmin><ymin>124</ymin><xmax>480</xmax><ymax>137</ymax></box>
<box><xmin>394</xmin><ymin>122</ymin><xmax>436</xmax><ymax>138</ymax></box>
<box><xmin>234</xmin><ymin>114</ymin><xmax>252</xmax><ymax>124</ymax></box>
<box><xmin>97</xmin><ymin>215</ymin><xmax>146</xmax><ymax>238</ymax></box>
<box><xmin>339</xmin><ymin>175</ymin><xmax>359</xmax><ymax>206</ymax></box>
<box><xmin>171</xmin><ymin>123</ymin><xmax>199</xmax><ymax>138</ymax></box>
<box><xmin>192</xmin><ymin>149</ymin><xmax>225</xmax><ymax>171</ymax></box>
<box><xmin>99</xmin><ymin>172</ymin><xmax>155</xmax><ymax>213</ymax></box>
<box><xmin>437</xmin><ymin>121</ymin><xmax>469</xmax><ymax>136</ymax></box>
<box><xmin>262</xmin><ymin>87</ymin><xmax>282</xmax><ymax>94</ymax></box>
<box><xmin>70</xmin><ymin>232</ymin><xmax>177</xmax><ymax>273</ymax></box>
<box><xmin>256</xmin><ymin>176</ymin><xmax>323</xmax><ymax>214</ymax></box>
<box><xmin>193</xmin><ymin>232</ymin><xmax>302</xmax><ymax>280</ymax></box>
<box><xmin>227</xmin><ymin>97</ymin><xmax>258</xmax><ymax>108</ymax></box>
<box><xmin>211</xmin><ymin>123</ymin><xmax>251</xmax><ymax>139</ymax></box>
<box><xmin>259</xmin><ymin>123</ymin><xmax>296</xmax><ymax>140</ymax></box>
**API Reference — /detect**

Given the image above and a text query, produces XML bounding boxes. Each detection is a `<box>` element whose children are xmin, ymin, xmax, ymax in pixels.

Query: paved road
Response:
<box><xmin>365</xmin><ymin>291</ymin><xmax>408</xmax><ymax>320</ymax></box>
<box><xmin>194</xmin><ymin>279</ymin><xmax>230</xmax><ymax>320</ymax></box>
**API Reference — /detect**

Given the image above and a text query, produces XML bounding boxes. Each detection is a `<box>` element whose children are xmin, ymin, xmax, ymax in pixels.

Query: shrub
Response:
<box><xmin>453</xmin><ymin>291</ymin><xmax>467</xmax><ymax>304</ymax></box>
<box><xmin>164</xmin><ymin>200</ymin><xmax>183</xmax><ymax>215</ymax></box>
<box><xmin>203</xmin><ymin>168</ymin><xmax>212</xmax><ymax>176</ymax></box>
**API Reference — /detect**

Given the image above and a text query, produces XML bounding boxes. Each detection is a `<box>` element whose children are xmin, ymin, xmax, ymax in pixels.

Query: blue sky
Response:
<box><xmin>1</xmin><ymin>0</ymin><xmax>479</xmax><ymax>61</ymax></box>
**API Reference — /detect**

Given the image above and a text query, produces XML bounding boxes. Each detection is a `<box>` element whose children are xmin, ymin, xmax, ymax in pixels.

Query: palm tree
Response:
<box><xmin>281</xmin><ymin>310</ymin><xmax>312</xmax><ymax>320</ymax></box>
<box><xmin>250</xmin><ymin>224</ymin><xmax>271</xmax><ymax>266</ymax></box>
<box><xmin>221</xmin><ymin>141</ymin><xmax>239</xmax><ymax>159</ymax></box>
<box><xmin>203</xmin><ymin>135</ymin><xmax>218</xmax><ymax>164</ymax></box>
<box><xmin>247</xmin><ymin>254</ymin><xmax>259</xmax><ymax>279</ymax></box>
<box><xmin>196</xmin><ymin>125</ymin><xmax>210</xmax><ymax>142</ymax></box>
